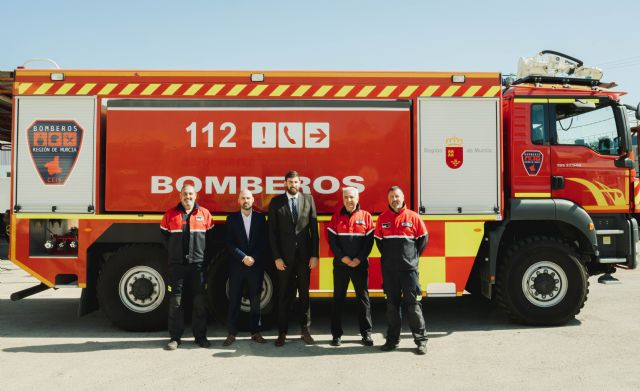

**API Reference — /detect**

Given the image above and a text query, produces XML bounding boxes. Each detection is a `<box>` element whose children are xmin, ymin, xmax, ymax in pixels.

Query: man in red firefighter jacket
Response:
<box><xmin>327</xmin><ymin>187</ymin><xmax>374</xmax><ymax>347</ymax></box>
<box><xmin>374</xmin><ymin>186</ymin><xmax>428</xmax><ymax>355</ymax></box>
<box><xmin>160</xmin><ymin>184</ymin><xmax>214</xmax><ymax>350</ymax></box>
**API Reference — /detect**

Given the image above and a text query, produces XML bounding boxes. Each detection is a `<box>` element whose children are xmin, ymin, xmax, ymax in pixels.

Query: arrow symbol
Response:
<box><xmin>309</xmin><ymin>128</ymin><xmax>327</xmax><ymax>143</ymax></box>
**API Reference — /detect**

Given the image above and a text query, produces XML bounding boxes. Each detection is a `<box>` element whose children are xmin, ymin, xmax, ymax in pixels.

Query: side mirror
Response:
<box><xmin>624</xmin><ymin>103</ymin><xmax>640</xmax><ymax>120</ymax></box>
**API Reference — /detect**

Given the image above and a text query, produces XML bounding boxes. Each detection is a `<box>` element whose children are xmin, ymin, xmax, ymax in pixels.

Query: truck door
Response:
<box><xmin>549</xmin><ymin>98</ymin><xmax>631</xmax><ymax>213</ymax></box>
<box><xmin>14</xmin><ymin>96</ymin><xmax>96</xmax><ymax>213</ymax></box>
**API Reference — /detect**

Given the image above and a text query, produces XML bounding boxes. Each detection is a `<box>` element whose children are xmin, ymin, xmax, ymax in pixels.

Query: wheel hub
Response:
<box><xmin>522</xmin><ymin>261</ymin><xmax>568</xmax><ymax>307</ymax></box>
<box><xmin>119</xmin><ymin>266</ymin><xmax>166</xmax><ymax>313</ymax></box>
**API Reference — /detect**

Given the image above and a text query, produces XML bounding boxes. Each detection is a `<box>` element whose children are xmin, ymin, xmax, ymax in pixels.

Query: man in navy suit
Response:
<box><xmin>223</xmin><ymin>189</ymin><xmax>268</xmax><ymax>346</ymax></box>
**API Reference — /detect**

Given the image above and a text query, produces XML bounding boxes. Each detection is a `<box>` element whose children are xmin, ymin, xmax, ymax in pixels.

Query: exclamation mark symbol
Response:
<box><xmin>262</xmin><ymin>126</ymin><xmax>267</xmax><ymax>144</ymax></box>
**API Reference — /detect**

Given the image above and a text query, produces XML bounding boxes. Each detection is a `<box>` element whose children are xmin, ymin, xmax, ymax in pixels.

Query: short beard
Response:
<box><xmin>286</xmin><ymin>187</ymin><xmax>298</xmax><ymax>195</ymax></box>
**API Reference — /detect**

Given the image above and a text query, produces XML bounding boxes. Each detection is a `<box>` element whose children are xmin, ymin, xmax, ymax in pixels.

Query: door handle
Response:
<box><xmin>552</xmin><ymin>176</ymin><xmax>565</xmax><ymax>189</ymax></box>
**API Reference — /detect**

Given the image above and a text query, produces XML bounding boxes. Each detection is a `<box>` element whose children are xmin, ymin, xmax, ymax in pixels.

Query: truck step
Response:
<box><xmin>598</xmin><ymin>257</ymin><xmax>627</xmax><ymax>264</ymax></box>
<box><xmin>596</xmin><ymin>230</ymin><xmax>624</xmax><ymax>235</ymax></box>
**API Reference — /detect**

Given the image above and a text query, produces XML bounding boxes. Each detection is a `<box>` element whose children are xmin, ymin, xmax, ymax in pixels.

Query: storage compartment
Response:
<box><xmin>418</xmin><ymin>97</ymin><xmax>501</xmax><ymax>216</ymax></box>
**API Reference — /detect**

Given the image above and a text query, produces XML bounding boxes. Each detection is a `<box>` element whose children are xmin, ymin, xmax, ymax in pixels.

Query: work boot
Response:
<box><xmin>416</xmin><ymin>342</ymin><xmax>427</xmax><ymax>355</ymax></box>
<box><xmin>195</xmin><ymin>337</ymin><xmax>211</xmax><ymax>348</ymax></box>
<box><xmin>166</xmin><ymin>339</ymin><xmax>181</xmax><ymax>351</ymax></box>
<box><xmin>331</xmin><ymin>337</ymin><xmax>342</xmax><ymax>347</ymax></box>
<box><xmin>361</xmin><ymin>334</ymin><xmax>374</xmax><ymax>346</ymax></box>
<box><xmin>380</xmin><ymin>341</ymin><xmax>398</xmax><ymax>352</ymax></box>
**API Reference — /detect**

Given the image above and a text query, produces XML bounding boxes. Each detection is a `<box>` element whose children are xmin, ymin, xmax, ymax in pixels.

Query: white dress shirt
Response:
<box><xmin>241</xmin><ymin>210</ymin><xmax>252</xmax><ymax>240</ymax></box>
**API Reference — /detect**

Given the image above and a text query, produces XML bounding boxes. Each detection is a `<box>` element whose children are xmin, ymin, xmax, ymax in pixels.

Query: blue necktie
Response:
<box><xmin>291</xmin><ymin>198</ymin><xmax>298</xmax><ymax>222</ymax></box>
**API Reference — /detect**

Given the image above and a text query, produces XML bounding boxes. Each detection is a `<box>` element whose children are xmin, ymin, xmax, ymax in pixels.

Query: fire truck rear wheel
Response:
<box><xmin>496</xmin><ymin>236</ymin><xmax>589</xmax><ymax>326</ymax></box>
<box><xmin>207</xmin><ymin>253</ymin><xmax>276</xmax><ymax>331</ymax></box>
<box><xmin>97</xmin><ymin>245</ymin><xmax>168</xmax><ymax>331</ymax></box>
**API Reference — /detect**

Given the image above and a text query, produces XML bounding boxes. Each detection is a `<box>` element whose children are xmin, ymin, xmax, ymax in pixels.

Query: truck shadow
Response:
<box><xmin>1</xmin><ymin>295</ymin><xmax>580</xmax><ymax>355</ymax></box>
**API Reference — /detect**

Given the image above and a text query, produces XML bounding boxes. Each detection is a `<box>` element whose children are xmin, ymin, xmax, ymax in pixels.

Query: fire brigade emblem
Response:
<box><xmin>521</xmin><ymin>150</ymin><xmax>544</xmax><ymax>176</ymax></box>
<box><xmin>445</xmin><ymin>136</ymin><xmax>463</xmax><ymax>169</ymax></box>
<box><xmin>27</xmin><ymin>120</ymin><xmax>83</xmax><ymax>185</ymax></box>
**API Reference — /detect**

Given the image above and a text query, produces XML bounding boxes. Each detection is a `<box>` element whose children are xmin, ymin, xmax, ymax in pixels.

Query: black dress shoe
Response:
<box><xmin>331</xmin><ymin>337</ymin><xmax>342</xmax><ymax>346</ymax></box>
<box><xmin>275</xmin><ymin>333</ymin><xmax>286</xmax><ymax>347</ymax></box>
<box><xmin>195</xmin><ymin>337</ymin><xmax>211</xmax><ymax>348</ymax></box>
<box><xmin>361</xmin><ymin>335</ymin><xmax>374</xmax><ymax>346</ymax></box>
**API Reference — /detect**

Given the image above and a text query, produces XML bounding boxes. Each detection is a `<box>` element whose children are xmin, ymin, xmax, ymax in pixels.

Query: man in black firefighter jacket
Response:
<box><xmin>160</xmin><ymin>184</ymin><xmax>213</xmax><ymax>350</ymax></box>
<box><xmin>327</xmin><ymin>187</ymin><xmax>374</xmax><ymax>347</ymax></box>
<box><xmin>374</xmin><ymin>186</ymin><xmax>428</xmax><ymax>355</ymax></box>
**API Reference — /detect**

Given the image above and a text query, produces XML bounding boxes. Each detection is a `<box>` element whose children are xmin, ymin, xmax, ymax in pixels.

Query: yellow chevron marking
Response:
<box><xmin>140</xmin><ymin>84</ymin><xmax>160</xmax><ymax>95</ymax></box>
<box><xmin>356</xmin><ymin>85</ymin><xmax>375</xmax><ymax>97</ymax></box>
<box><xmin>77</xmin><ymin>83</ymin><xmax>96</xmax><ymax>95</ymax></box>
<box><xmin>565</xmin><ymin>178</ymin><xmax>609</xmax><ymax>206</ymax></box>
<box><xmin>184</xmin><ymin>84</ymin><xmax>203</xmax><ymax>96</ymax></box>
<box><xmin>17</xmin><ymin>82</ymin><xmax>32</xmax><ymax>94</ymax></box>
<box><xmin>335</xmin><ymin>85</ymin><xmax>354</xmax><ymax>97</ymax></box>
<box><xmin>292</xmin><ymin>85</ymin><xmax>311</xmax><ymax>97</ymax></box>
<box><xmin>270</xmin><ymin>85</ymin><xmax>290</xmax><ymax>97</ymax></box>
<box><xmin>462</xmin><ymin>86</ymin><xmax>481</xmax><ymax>97</ymax></box>
<box><xmin>378</xmin><ymin>86</ymin><xmax>397</xmax><ymax>97</ymax></box>
<box><xmin>34</xmin><ymin>83</ymin><xmax>53</xmax><ymax>95</ymax></box>
<box><xmin>445</xmin><ymin>222</ymin><xmax>484</xmax><ymax>257</ymax></box>
<box><xmin>205</xmin><ymin>84</ymin><xmax>225</xmax><ymax>96</ymax></box>
<box><xmin>514</xmin><ymin>192</ymin><xmax>551</xmax><ymax>198</ymax></box>
<box><xmin>119</xmin><ymin>83</ymin><xmax>139</xmax><ymax>95</ymax></box>
<box><xmin>420</xmin><ymin>86</ymin><xmax>440</xmax><ymax>96</ymax></box>
<box><xmin>442</xmin><ymin>86</ymin><xmax>461</xmax><ymax>97</ymax></box>
<box><xmin>419</xmin><ymin>257</ymin><xmax>446</xmax><ymax>287</ymax></box>
<box><xmin>227</xmin><ymin>84</ymin><xmax>247</xmax><ymax>96</ymax></box>
<box><xmin>248</xmin><ymin>84</ymin><xmax>268</xmax><ymax>96</ymax></box>
<box><xmin>514</xmin><ymin>98</ymin><xmax>547</xmax><ymax>103</ymax></box>
<box><xmin>484</xmin><ymin>86</ymin><xmax>501</xmax><ymax>97</ymax></box>
<box><xmin>98</xmin><ymin>84</ymin><xmax>118</xmax><ymax>95</ymax></box>
<box><xmin>162</xmin><ymin>84</ymin><xmax>182</xmax><ymax>96</ymax></box>
<box><xmin>313</xmin><ymin>85</ymin><xmax>332</xmax><ymax>97</ymax></box>
<box><xmin>54</xmin><ymin>83</ymin><xmax>75</xmax><ymax>95</ymax></box>
<box><xmin>399</xmin><ymin>85</ymin><xmax>418</xmax><ymax>97</ymax></box>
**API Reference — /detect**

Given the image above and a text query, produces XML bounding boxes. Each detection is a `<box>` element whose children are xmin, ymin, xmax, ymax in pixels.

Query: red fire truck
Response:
<box><xmin>7</xmin><ymin>51</ymin><xmax>640</xmax><ymax>331</ymax></box>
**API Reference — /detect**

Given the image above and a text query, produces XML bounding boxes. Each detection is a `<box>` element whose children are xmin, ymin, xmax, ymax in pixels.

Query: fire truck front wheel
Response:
<box><xmin>97</xmin><ymin>245</ymin><xmax>168</xmax><ymax>331</ymax></box>
<box><xmin>496</xmin><ymin>236</ymin><xmax>589</xmax><ymax>326</ymax></box>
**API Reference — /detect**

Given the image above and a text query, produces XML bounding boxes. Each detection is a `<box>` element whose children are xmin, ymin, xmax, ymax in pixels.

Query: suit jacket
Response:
<box><xmin>225</xmin><ymin>210</ymin><xmax>268</xmax><ymax>271</ymax></box>
<box><xmin>268</xmin><ymin>193</ymin><xmax>319</xmax><ymax>265</ymax></box>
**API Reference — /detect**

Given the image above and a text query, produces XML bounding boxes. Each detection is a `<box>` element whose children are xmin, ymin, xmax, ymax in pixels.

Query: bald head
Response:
<box><xmin>238</xmin><ymin>189</ymin><xmax>254</xmax><ymax>213</ymax></box>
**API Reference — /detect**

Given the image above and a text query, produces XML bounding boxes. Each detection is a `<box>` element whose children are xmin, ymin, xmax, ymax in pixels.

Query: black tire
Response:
<box><xmin>207</xmin><ymin>252</ymin><xmax>277</xmax><ymax>332</ymax></box>
<box><xmin>97</xmin><ymin>245</ymin><xmax>168</xmax><ymax>331</ymax></box>
<box><xmin>495</xmin><ymin>236</ymin><xmax>589</xmax><ymax>326</ymax></box>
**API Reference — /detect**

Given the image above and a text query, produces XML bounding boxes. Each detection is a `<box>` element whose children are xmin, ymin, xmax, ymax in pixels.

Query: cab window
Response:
<box><xmin>552</xmin><ymin>102</ymin><xmax>620</xmax><ymax>155</ymax></box>
<box><xmin>531</xmin><ymin>104</ymin><xmax>547</xmax><ymax>145</ymax></box>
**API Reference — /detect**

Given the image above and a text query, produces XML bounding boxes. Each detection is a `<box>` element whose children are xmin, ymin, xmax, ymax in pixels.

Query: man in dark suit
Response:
<box><xmin>268</xmin><ymin>170</ymin><xmax>319</xmax><ymax>347</ymax></box>
<box><xmin>223</xmin><ymin>189</ymin><xmax>268</xmax><ymax>346</ymax></box>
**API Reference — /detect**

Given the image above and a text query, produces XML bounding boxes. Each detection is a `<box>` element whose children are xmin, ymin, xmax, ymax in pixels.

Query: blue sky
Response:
<box><xmin>5</xmin><ymin>0</ymin><xmax>640</xmax><ymax>104</ymax></box>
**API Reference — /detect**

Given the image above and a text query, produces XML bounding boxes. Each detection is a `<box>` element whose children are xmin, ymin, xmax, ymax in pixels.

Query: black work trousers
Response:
<box><xmin>227</xmin><ymin>267</ymin><xmax>264</xmax><ymax>335</ymax></box>
<box><xmin>382</xmin><ymin>268</ymin><xmax>427</xmax><ymax>345</ymax></box>
<box><xmin>331</xmin><ymin>264</ymin><xmax>372</xmax><ymax>338</ymax></box>
<box><xmin>167</xmin><ymin>262</ymin><xmax>208</xmax><ymax>340</ymax></box>
<box><xmin>276</xmin><ymin>250</ymin><xmax>311</xmax><ymax>334</ymax></box>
